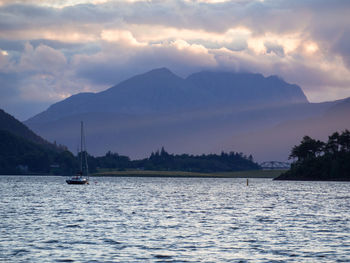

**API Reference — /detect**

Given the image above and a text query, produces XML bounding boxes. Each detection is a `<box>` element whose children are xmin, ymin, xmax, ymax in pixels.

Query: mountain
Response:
<box><xmin>0</xmin><ymin>109</ymin><xmax>76</xmax><ymax>174</ymax></box>
<box><xmin>0</xmin><ymin>108</ymin><xmax>51</xmax><ymax>146</ymax></box>
<box><xmin>221</xmin><ymin>98</ymin><xmax>350</xmax><ymax>161</ymax></box>
<box><xmin>187</xmin><ymin>71</ymin><xmax>307</xmax><ymax>106</ymax></box>
<box><xmin>24</xmin><ymin>68</ymin><xmax>345</xmax><ymax>162</ymax></box>
<box><xmin>26</xmin><ymin>68</ymin><xmax>308</xmax><ymax>124</ymax></box>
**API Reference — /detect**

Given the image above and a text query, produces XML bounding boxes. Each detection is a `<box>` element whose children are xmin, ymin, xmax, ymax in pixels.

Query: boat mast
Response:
<box><xmin>83</xmin><ymin>122</ymin><xmax>89</xmax><ymax>179</ymax></box>
<box><xmin>80</xmin><ymin>121</ymin><xmax>89</xmax><ymax>179</ymax></box>
<box><xmin>80</xmin><ymin>121</ymin><xmax>83</xmax><ymax>174</ymax></box>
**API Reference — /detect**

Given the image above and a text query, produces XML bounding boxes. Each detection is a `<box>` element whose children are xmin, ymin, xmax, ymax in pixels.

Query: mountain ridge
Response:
<box><xmin>26</xmin><ymin>68</ymin><xmax>308</xmax><ymax>124</ymax></box>
<box><xmin>24</xmin><ymin>68</ymin><xmax>347</xmax><ymax>162</ymax></box>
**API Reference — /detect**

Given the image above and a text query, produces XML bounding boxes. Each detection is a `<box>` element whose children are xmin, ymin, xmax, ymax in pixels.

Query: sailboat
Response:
<box><xmin>66</xmin><ymin>121</ymin><xmax>89</xmax><ymax>185</ymax></box>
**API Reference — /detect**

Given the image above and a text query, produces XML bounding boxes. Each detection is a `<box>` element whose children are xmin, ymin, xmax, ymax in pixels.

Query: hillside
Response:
<box><xmin>0</xmin><ymin>109</ymin><xmax>76</xmax><ymax>174</ymax></box>
<box><xmin>0</xmin><ymin>109</ymin><xmax>50</xmax><ymax>146</ymax></box>
<box><xmin>0</xmin><ymin>109</ymin><xmax>260</xmax><ymax>174</ymax></box>
<box><xmin>221</xmin><ymin>99</ymin><xmax>350</xmax><ymax>161</ymax></box>
<box><xmin>26</xmin><ymin>68</ymin><xmax>308</xmax><ymax>124</ymax></box>
<box><xmin>187</xmin><ymin>71</ymin><xmax>307</xmax><ymax>106</ymax></box>
<box><xmin>24</xmin><ymin>68</ymin><xmax>347</xmax><ymax>162</ymax></box>
<box><xmin>0</xmin><ymin>130</ymin><xmax>78</xmax><ymax>175</ymax></box>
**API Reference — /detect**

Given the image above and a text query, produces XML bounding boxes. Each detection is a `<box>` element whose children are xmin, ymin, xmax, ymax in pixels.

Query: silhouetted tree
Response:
<box><xmin>325</xmin><ymin>132</ymin><xmax>340</xmax><ymax>155</ymax></box>
<box><xmin>290</xmin><ymin>136</ymin><xmax>324</xmax><ymax>161</ymax></box>
<box><xmin>339</xmin><ymin>129</ymin><xmax>350</xmax><ymax>152</ymax></box>
<box><xmin>276</xmin><ymin>130</ymin><xmax>350</xmax><ymax>181</ymax></box>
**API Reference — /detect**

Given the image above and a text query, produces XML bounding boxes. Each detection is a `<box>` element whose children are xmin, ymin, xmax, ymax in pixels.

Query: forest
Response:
<box><xmin>0</xmin><ymin>130</ymin><xmax>76</xmax><ymax>175</ymax></box>
<box><xmin>0</xmin><ymin>107</ymin><xmax>259</xmax><ymax>175</ymax></box>
<box><xmin>88</xmin><ymin>147</ymin><xmax>260</xmax><ymax>173</ymax></box>
<box><xmin>275</xmin><ymin>130</ymin><xmax>350</xmax><ymax>181</ymax></box>
<box><xmin>0</xmin><ymin>131</ymin><xmax>260</xmax><ymax>175</ymax></box>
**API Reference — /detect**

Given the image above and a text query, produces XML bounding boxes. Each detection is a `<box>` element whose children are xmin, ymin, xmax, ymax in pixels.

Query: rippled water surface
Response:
<box><xmin>0</xmin><ymin>176</ymin><xmax>350</xmax><ymax>262</ymax></box>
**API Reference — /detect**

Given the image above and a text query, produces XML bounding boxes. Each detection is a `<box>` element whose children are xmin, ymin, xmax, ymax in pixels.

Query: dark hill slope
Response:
<box><xmin>0</xmin><ymin>108</ymin><xmax>50</xmax><ymax>146</ymax></box>
<box><xmin>0</xmin><ymin>109</ymin><xmax>76</xmax><ymax>174</ymax></box>
<box><xmin>0</xmin><ymin>130</ymin><xmax>75</xmax><ymax>174</ymax></box>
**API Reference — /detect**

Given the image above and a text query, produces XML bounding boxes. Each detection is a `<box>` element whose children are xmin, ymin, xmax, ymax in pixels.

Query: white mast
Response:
<box><xmin>80</xmin><ymin>121</ymin><xmax>83</xmax><ymax>173</ymax></box>
<box><xmin>80</xmin><ymin>121</ymin><xmax>89</xmax><ymax>179</ymax></box>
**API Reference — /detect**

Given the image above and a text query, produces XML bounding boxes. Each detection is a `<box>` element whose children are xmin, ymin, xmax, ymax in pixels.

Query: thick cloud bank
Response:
<box><xmin>0</xmin><ymin>0</ymin><xmax>350</xmax><ymax>119</ymax></box>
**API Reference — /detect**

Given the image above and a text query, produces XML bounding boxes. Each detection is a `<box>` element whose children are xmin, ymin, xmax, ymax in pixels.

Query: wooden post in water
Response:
<box><xmin>246</xmin><ymin>178</ymin><xmax>249</xmax><ymax>186</ymax></box>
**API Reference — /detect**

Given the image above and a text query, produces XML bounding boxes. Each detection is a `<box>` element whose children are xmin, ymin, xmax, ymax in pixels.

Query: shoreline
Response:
<box><xmin>90</xmin><ymin>169</ymin><xmax>285</xmax><ymax>178</ymax></box>
<box><xmin>0</xmin><ymin>170</ymin><xmax>286</xmax><ymax>178</ymax></box>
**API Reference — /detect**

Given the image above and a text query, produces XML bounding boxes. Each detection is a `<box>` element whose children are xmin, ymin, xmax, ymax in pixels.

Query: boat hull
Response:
<box><xmin>66</xmin><ymin>179</ymin><xmax>89</xmax><ymax>185</ymax></box>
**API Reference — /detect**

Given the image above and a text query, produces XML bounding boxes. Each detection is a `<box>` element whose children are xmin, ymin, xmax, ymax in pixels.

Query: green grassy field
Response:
<box><xmin>91</xmin><ymin>169</ymin><xmax>286</xmax><ymax>178</ymax></box>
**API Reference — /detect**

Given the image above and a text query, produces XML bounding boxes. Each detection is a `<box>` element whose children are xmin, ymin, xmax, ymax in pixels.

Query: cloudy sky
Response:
<box><xmin>0</xmin><ymin>0</ymin><xmax>349</xmax><ymax>120</ymax></box>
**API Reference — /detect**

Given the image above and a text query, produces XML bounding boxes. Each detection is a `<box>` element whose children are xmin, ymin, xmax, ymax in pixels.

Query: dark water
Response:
<box><xmin>0</xmin><ymin>176</ymin><xmax>349</xmax><ymax>262</ymax></box>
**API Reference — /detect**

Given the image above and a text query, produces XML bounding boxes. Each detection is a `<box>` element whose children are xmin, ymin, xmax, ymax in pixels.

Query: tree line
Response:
<box><xmin>88</xmin><ymin>147</ymin><xmax>260</xmax><ymax>173</ymax></box>
<box><xmin>0</xmin><ymin>108</ymin><xmax>259</xmax><ymax>175</ymax></box>
<box><xmin>0</xmin><ymin>132</ymin><xmax>260</xmax><ymax>175</ymax></box>
<box><xmin>275</xmin><ymin>130</ymin><xmax>350</xmax><ymax>180</ymax></box>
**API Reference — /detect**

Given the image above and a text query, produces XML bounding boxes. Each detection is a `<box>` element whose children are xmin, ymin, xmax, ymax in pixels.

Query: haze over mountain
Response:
<box><xmin>27</xmin><ymin>68</ymin><xmax>307</xmax><ymax>123</ymax></box>
<box><xmin>220</xmin><ymin>98</ymin><xmax>350</xmax><ymax>161</ymax></box>
<box><xmin>25</xmin><ymin>68</ymin><xmax>349</xmax><ymax>162</ymax></box>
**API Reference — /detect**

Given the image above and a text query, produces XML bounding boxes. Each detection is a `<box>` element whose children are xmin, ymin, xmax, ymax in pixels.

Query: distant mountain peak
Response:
<box><xmin>26</xmin><ymin>68</ymin><xmax>309</xmax><ymax>123</ymax></box>
<box><xmin>147</xmin><ymin>67</ymin><xmax>174</xmax><ymax>75</ymax></box>
<box><xmin>135</xmin><ymin>67</ymin><xmax>181</xmax><ymax>81</ymax></box>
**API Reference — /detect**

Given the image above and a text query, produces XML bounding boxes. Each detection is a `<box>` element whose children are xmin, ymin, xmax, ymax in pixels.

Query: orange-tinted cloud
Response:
<box><xmin>0</xmin><ymin>0</ymin><xmax>350</xmax><ymax>119</ymax></box>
